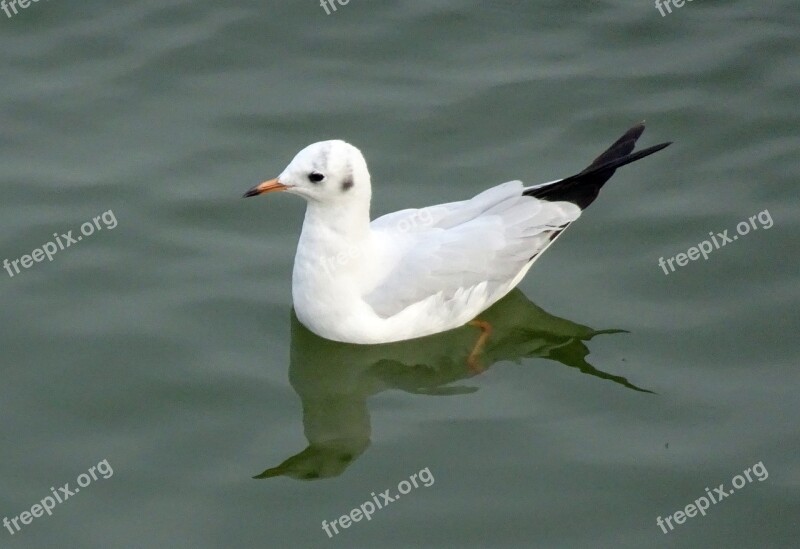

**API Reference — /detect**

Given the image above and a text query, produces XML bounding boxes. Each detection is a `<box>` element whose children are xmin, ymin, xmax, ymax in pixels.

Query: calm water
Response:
<box><xmin>1</xmin><ymin>1</ymin><xmax>798</xmax><ymax>547</ymax></box>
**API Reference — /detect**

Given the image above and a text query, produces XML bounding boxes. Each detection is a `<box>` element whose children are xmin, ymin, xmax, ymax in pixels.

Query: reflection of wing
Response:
<box><xmin>259</xmin><ymin>290</ymin><xmax>651</xmax><ymax>481</ymax></box>
<box><xmin>366</xmin><ymin>182</ymin><xmax>581</xmax><ymax>317</ymax></box>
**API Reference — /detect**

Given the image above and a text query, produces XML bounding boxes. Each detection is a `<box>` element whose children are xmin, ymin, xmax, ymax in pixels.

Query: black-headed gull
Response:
<box><xmin>244</xmin><ymin>123</ymin><xmax>670</xmax><ymax>344</ymax></box>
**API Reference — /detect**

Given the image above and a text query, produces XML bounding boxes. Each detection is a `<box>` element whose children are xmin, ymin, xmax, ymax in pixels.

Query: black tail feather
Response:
<box><xmin>524</xmin><ymin>123</ymin><xmax>671</xmax><ymax>209</ymax></box>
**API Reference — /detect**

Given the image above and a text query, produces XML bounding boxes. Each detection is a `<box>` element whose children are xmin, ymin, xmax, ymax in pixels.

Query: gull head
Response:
<box><xmin>244</xmin><ymin>140</ymin><xmax>371</xmax><ymax>205</ymax></box>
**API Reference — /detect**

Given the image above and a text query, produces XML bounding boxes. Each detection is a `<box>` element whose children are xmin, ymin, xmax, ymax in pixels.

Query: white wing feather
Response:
<box><xmin>364</xmin><ymin>181</ymin><xmax>581</xmax><ymax>317</ymax></box>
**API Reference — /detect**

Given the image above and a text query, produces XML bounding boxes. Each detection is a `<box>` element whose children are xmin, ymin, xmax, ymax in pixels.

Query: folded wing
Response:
<box><xmin>365</xmin><ymin>182</ymin><xmax>581</xmax><ymax>317</ymax></box>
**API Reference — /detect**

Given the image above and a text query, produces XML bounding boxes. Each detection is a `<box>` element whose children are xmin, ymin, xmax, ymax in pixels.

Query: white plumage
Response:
<box><xmin>244</xmin><ymin>125</ymin><xmax>670</xmax><ymax>344</ymax></box>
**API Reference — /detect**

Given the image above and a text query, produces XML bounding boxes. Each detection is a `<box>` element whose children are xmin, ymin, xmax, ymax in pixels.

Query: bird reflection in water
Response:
<box><xmin>255</xmin><ymin>289</ymin><xmax>652</xmax><ymax>481</ymax></box>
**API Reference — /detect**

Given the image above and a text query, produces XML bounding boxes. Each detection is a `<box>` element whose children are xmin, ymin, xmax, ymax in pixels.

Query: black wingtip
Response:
<box><xmin>524</xmin><ymin>124</ymin><xmax>671</xmax><ymax>209</ymax></box>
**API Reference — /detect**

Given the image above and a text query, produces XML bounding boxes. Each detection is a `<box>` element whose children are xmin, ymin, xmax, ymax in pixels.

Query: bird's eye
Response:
<box><xmin>308</xmin><ymin>172</ymin><xmax>325</xmax><ymax>183</ymax></box>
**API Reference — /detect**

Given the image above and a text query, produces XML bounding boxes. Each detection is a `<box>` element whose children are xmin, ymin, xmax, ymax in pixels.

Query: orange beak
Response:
<box><xmin>243</xmin><ymin>178</ymin><xmax>288</xmax><ymax>198</ymax></box>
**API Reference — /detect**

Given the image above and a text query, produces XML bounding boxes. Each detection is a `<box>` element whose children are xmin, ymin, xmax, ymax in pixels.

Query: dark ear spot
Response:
<box><xmin>341</xmin><ymin>176</ymin><xmax>354</xmax><ymax>192</ymax></box>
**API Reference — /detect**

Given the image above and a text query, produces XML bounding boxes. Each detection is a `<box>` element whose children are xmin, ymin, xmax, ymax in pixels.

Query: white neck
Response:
<box><xmin>293</xmin><ymin>196</ymin><xmax>374</xmax><ymax>293</ymax></box>
<box><xmin>303</xmin><ymin>198</ymin><xmax>371</xmax><ymax>241</ymax></box>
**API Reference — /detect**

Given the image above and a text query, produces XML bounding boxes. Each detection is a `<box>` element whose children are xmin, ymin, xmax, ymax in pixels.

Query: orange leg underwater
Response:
<box><xmin>467</xmin><ymin>319</ymin><xmax>493</xmax><ymax>375</ymax></box>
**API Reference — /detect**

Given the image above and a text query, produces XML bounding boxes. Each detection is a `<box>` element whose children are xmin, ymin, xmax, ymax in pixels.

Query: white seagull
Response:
<box><xmin>244</xmin><ymin>123</ymin><xmax>670</xmax><ymax>345</ymax></box>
